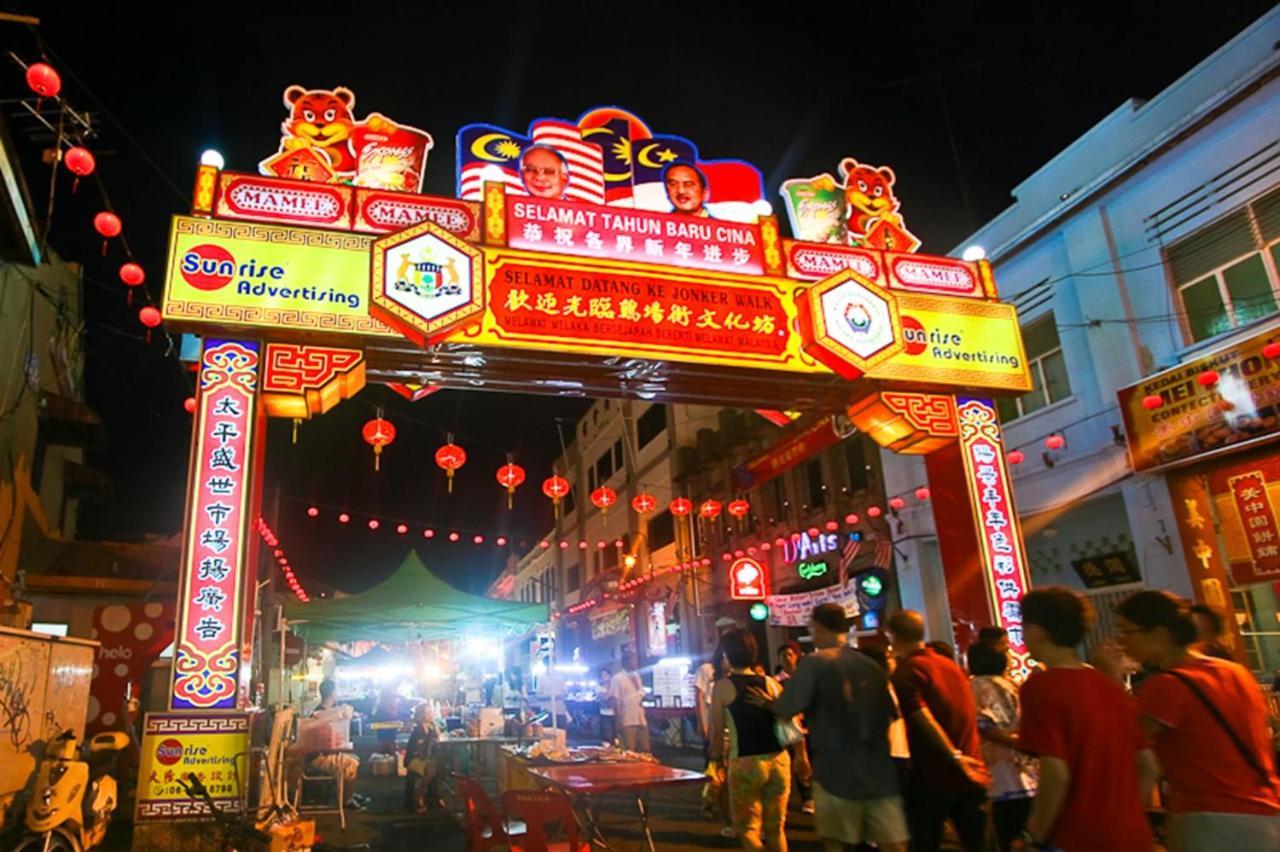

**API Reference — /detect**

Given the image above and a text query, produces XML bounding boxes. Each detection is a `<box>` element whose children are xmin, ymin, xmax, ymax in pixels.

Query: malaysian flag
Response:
<box><xmin>838</xmin><ymin>534</ymin><xmax>861</xmax><ymax>584</ymax></box>
<box><xmin>529</xmin><ymin>119</ymin><xmax>605</xmax><ymax>205</ymax></box>
<box><xmin>456</xmin><ymin>120</ymin><xmax>605</xmax><ymax>205</ymax></box>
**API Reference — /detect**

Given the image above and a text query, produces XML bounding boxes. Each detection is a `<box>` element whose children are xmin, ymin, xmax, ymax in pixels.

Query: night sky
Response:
<box><xmin>7</xmin><ymin>1</ymin><xmax>1274</xmax><ymax>593</ymax></box>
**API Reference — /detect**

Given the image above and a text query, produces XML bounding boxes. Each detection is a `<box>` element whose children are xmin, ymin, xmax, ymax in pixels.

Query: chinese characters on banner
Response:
<box><xmin>488</xmin><ymin>259</ymin><xmax>789</xmax><ymax>366</ymax></box>
<box><xmin>506</xmin><ymin>197</ymin><xmax>765</xmax><ymax>275</ymax></box>
<box><xmin>956</xmin><ymin>397</ymin><xmax>1033</xmax><ymax>677</ymax></box>
<box><xmin>171</xmin><ymin>341</ymin><xmax>260</xmax><ymax>710</ymax></box>
<box><xmin>135</xmin><ymin>712</ymin><xmax>250</xmax><ymax>821</ymax></box>
<box><xmin>733</xmin><ymin>416</ymin><xmax>848</xmax><ymax>489</ymax></box>
<box><xmin>1227</xmin><ymin>471</ymin><xmax>1280</xmax><ymax>580</ymax></box>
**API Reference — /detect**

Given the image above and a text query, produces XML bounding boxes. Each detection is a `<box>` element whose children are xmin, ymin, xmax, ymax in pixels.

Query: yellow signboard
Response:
<box><xmin>866</xmin><ymin>293</ymin><xmax>1032</xmax><ymax>392</ymax></box>
<box><xmin>136</xmin><ymin>712</ymin><xmax>250</xmax><ymax>821</ymax></box>
<box><xmin>161</xmin><ymin>216</ymin><xmax>396</xmax><ymax>338</ymax></box>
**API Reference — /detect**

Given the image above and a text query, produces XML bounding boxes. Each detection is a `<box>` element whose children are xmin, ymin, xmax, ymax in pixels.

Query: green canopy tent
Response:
<box><xmin>283</xmin><ymin>551</ymin><xmax>548</xmax><ymax>643</ymax></box>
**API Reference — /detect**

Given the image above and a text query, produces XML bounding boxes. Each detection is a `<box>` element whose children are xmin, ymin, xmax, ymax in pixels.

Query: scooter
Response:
<box><xmin>13</xmin><ymin>729</ymin><xmax>131</xmax><ymax>852</ymax></box>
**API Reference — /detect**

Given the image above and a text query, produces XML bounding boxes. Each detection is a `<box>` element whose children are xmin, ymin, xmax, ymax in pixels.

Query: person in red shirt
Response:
<box><xmin>887</xmin><ymin>610</ymin><xmax>991</xmax><ymax>851</ymax></box>
<box><xmin>1016</xmin><ymin>587</ymin><xmax>1156</xmax><ymax>851</ymax></box>
<box><xmin>1115</xmin><ymin>590</ymin><xmax>1280</xmax><ymax>851</ymax></box>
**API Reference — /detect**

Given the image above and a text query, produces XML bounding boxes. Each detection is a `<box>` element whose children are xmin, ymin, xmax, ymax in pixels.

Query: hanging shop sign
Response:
<box><xmin>779</xmin><ymin>158</ymin><xmax>920</xmax><ymax>251</ymax></box>
<box><xmin>260</xmin><ymin>85</ymin><xmax>434</xmax><ymax>192</ymax></box>
<box><xmin>729</xmin><ymin>556</ymin><xmax>768</xmax><ymax>600</ymax></box>
<box><xmin>162</xmin><ymin>216</ymin><xmax>395</xmax><ymax>339</ymax></box>
<box><xmin>170</xmin><ymin>341</ymin><xmax>261</xmax><ymax>710</ymax></box>
<box><xmin>782</xmin><ymin>531</ymin><xmax>842</xmax><ymax>564</ymax></box>
<box><xmin>1070</xmin><ymin>551</ymin><xmax>1143</xmax><ymax>590</ymax></box>
<box><xmin>482</xmin><ymin>251</ymin><xmax>795</xmax><ymax>369</ymax></box>
<box><xmin>457</xmin><ymin>106</ymin><xmax>768</xmax><ymax>222</ymax></box>
<box><xmin>864</xmin><ymin>294</ymin><xmax>1031</xmax><ymax>391</ymax></box>
<box><xmin>505</xmin><ymin>195</ymin><xmax>766</xmax><ymax>275</ymax></box>
<box><xmin>135</xmin><ymin>712</ymin><xmax>250</xmax><ymax>820</ymax></box>
<box><xmin>734</xmin><ymin>415</ymin><xmax>847</xmax><ymax>489</ymax></box>
<box><xmin>1117</xmin><ymin>328</ymin><xmax>1280</xmax><ymax>473</ymax></box>
<box><xmin>956</xmin><ymin>397</ymin><xmax>1033</xmax><ymax>677</ymax></box>
<box><xmin>765</xmin><ymin>576</ymin><xmax>861</xmax><ymax>627</ymax></box>
<box><xmin>589</xmin><ymin>606</ymin><xmax>631</xmax><ymax>640</ymax></box>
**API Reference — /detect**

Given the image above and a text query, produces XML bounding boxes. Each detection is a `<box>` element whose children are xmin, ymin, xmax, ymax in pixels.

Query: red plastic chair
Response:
<box><xmin>501</xmin><ymin>789</ymin><xmax>589</xmax><ymax>852</ymax></box>
<box><xmin>455</xmin><ymin>774</ymin><xmax>525</xmax><ymax>851</ymax></box>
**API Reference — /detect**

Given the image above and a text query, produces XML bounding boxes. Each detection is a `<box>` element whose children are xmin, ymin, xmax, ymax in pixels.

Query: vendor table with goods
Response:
<box><xmin>502</xmin><ymin>742</ymin><xmax>705</xmax><ymax>851</ymax></box>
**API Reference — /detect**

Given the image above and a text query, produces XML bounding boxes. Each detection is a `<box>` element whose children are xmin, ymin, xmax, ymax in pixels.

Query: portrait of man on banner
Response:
<box><xmin>663</xmin><ymin>161</ymin><xmax>712</xmax><ymax>218</ymax></box>
<box><xmin>519</xmin><ymin>145</ymin><xmax>570</xmax><ymax>200</ymax></box>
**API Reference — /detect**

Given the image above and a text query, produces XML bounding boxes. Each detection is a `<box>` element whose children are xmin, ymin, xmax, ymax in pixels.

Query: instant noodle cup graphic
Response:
<box><xmin>351</xmin><ymin>118</ymin><xmax>434</xmax><ymax>194</ymax></box>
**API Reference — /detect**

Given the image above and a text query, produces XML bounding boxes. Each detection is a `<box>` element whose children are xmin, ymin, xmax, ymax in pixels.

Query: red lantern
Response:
<box><xmin>498</xmin><ymin>536</ymin><xmax>508</xmax><ymax>547</ymax></box>
<box><xmin>338</xmin><ymin>513</ymin><xmax>350</xmax><ymax>524</ymax></box>
<box><xmin>1264</xmin><ymin>342</ymin><xmax>1280</xmax><ymax>359</ymax></box>
<box><xmin>435</xmin><ymin>436</ymin><xmax>466</xmax><ymax>492</ymax></box>
<box><xmin>183</xmin><ymin>396</ymin><xmax>196</xmax><ymax>414</ymax></box>
<box><xmin>307</xmin><ymin>507</ymin><xmax>319</xmax><ymax>517</ymax></box>
<box><xmin>64</xmin><ymin>146</ymin><xmax>94</xmax><ymax>192</ymax></box>
<box><xmin>727</xmin><ymin>499</ymin><xmax>750</xmax><ymax>519</ymax></box>
<box><xmin>1044</xmin><ymin>434</ymin><xmax>1066</xmax><ymax>451</ymax></box>
<box><xmin>368</xmin><ymin>519</ymin><xmax>380</xmax><ymax>530</ymax></box>
<box><xmin>138</xmin><ymin>305</ymin><xmax>161</xmax><ymax>341</ymax></box>
<box><xmin>1007</xmin><ymin>449</ymin><xmax>1025</xmax><ymax>465</ymax></box>
<box><xmin>591</xmin><ymin>486</ymin><xmax>617</xmax><ymax>513</ymax></box>
<box><xmin>25</xmin><ymin>62</ymin><xmax>61</xmax><ymax>98</ymax></box>
<box><xmin>119</xmin><ymin>262</ymin><xmax>145</xmax><ymax>287</ymax></box>
<box><xmin>825</xmin><ymin>520</ymin><xmax>839</xmax><ymax>532</ymax></box>
<box><xmin>93</xmin><ymin>211</ymin><xmax>121</xmax><ymax>255</ymax></box>
<box><xmin>361</xmin><ymin>410</ymin><xmax>396</xmax><ymax>471</ymax></box>
<box><xmin>631</xmin><ymin>492</ymin><xmax>657</xmax><ymax>514</ymax></box>
<box><xmin>808</xmin><ymin>526</ymin><xmax>821</xmax><ymax>537</ymax></box>
<box><xmin>396</xmin><ymin>524</ymin><xmax>408</xmax><ymax>535</ymax></box>
<box><xmin>889</xmin><ymin>497</ymin><xmax>906</xmax><ymax>511</ymax></box>
<box><xmin>915</xmin><ymin>487</ymin><xmax>931</xmax><ymax>501</ymax></box>
<box><xmin>473</xmin><ymin>535</ymin><xmax>484</xmax><ymax>545</ymax></box>
<box><xmin>496</xmin><ymin>458</ymin><xmax>526</xmax><ymax>510</ymax></box>
<box><xmin>1196</xmin><ymin>370</ymin><xmax>1220</xmax><ymax>387</ymax></box>
<box><xmin>449</xmin><ymin>532</ymin><xmax>460</xmax><ymax>542</ymax></box>
<box><xmin>542</xmin><ymin>474</ymin><xmax>570</xmax><ymax>515</ymax></box>
<box><xmin>866</xmin><ymin>506</ymin><xmax>882</xmax><ymax>518</ymax></box>
<box><xmin>670</xmin><ymin>497</ymin><xmax>693</xmax><ymax>517</ymax></box>
<box><xmin>844</xmin><ymin>513</ymin><xmax>860</xmax><ymax>525</ymax></box>
<box><xmin>1141</xmin><ymin>394</ymin><xmax>1164</xmax><ymax>410</ymax></box>
<box><xmin>698</xmin><ymin>499</ymin><xmax>722</xmax><ymax>520</ymax></box>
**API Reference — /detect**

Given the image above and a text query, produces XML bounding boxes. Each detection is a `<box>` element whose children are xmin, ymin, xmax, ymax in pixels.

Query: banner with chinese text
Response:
<box><xmin>136</xmin><ymin>712</ymin><xmax>250</xmax><ymax>821</ymax></box>
<box><xmin>170</xmin><ymin>341</ymin><xmax>261</xmax><ymax>710</ymax></box>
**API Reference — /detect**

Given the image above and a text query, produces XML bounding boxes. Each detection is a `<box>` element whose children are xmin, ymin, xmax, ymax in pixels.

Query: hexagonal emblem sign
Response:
<box><xmin>371</xmin><ymin>220</ymin><xmax>484</xmax><ymax>347</ymax></box>
<box><xmin>796</xmin><ymin>269</ymin><xmax>903</xmax><ymax>379</ymax></box>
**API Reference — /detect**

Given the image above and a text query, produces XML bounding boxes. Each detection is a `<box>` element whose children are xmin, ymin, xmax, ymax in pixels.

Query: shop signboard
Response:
<box><xmin>589</xmin><ymin>607</ymin><xmax>631</xmax><ymax>640</ymax></box>
<box><xmin>729</xmin><ymin>557</ymin><xmax>768</xmax><ymax>600</ymax></box>
<box><xmin>161</xmin><ymin>216</ymin><xmax>396</xmax><ymax>339</ymax></box>
<box><xmin>136</xmin><ymin>712</ymin><xmax>250</xmax><ymax>821</ymax></box>
<box><xmin>765</xmin><ymin>577</ymin><xmax>861</xmax><ymax>627</ymax></box>
<box><xmin>956</xmin><ymin>397</ymin><xmax>1033</xmax><ymax>677</ymax></box>
<box><xmin>734</xmin><ymin>416</ymin><xmax>848</xmax><ymax>490</ymax></box>
<box><xmin>170</xmin><ymin>341</ymin><xmax>260</xmax><ymax>710</ymax></box>
<box><xmin>1118</xmin><ymin>328</ymin><xmax>1280</xmax><ymax>472</ymax></box>
<box><xmin>1069</xmin><ymin>551</ymin><xmax>1143</xmax><ymax>590</ymax></box>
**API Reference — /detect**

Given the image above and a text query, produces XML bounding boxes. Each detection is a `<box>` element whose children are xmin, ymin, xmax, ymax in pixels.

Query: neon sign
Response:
<box><xmin>729</xmin><ymin>557</ymin><xmax>768</xmax><ymax>601</ymax></box>
<box><xmin>782</xmin><ymin>531</ymin><xmax>841</xmax><ymax>563</ymax></box>
<box><xmin>797</xmin><ymin>561</ymin><xmax>829</xmax><ymax>581</ymax></box>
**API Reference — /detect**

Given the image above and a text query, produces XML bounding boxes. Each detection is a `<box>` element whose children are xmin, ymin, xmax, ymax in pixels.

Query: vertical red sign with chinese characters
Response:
<box><xmin>956</xmin><ymin>397</ymin><xmax>1033</xmax><ymax>677</ymax></box>
<box><xmin>1227</xmin><ymin>471</ymin><xmax>1280</xmax><ymax>581</ymax></box>
<box><xmin>171</xmin><ymin>340</ymin><xmax>261</xmax><ymax>710</ymax></box>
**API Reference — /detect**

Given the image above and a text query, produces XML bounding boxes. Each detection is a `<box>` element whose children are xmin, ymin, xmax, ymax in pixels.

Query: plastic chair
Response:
<box><xmin>455</xmin><ymin>774</ymin><xmax>525</xmax><ymax>851</ymax></box>
<box><xmin>501</xmin><ymin>789</ymin><xmax>589</xmax><ymax>852</ymax></box>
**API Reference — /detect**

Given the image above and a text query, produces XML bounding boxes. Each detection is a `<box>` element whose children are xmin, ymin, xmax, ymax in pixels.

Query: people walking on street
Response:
<box><xmin>608</xmin><ymin>651</ymin><xmax>650</xmax><ymax>753</ymax></box>
<box><xmin>777</xmin><ymin>642</ymin><xmax>815</xmax><ymax>815</ymax></box>
<box><xmin>597</xmin><ymin>666</ymin><xmax>615</xmax><ymax>742</ymax></box>
<box><xmin>1189</xmin><ymin>603</ymin><xmax>1238</xmax><ymax>662</ymax></box>
<box><xmin>1017</xmin><ymin>587</ymin><xmax>1156</xmax><ymax>851</ymax></box>
<box><xmin>709</xmin><ymin>628</ymin><xmax>792</xmax><ymax>852</ymax></box>
<box><xmin>752</xmin><ymin>603</ymin><xmax>908</xmax><ymax>852</ymax></box>
<box><xmin>886</xmin><ymin>610</ymin><xmax>991</xmax><ymax>852</ymax></box>
<box><xmin>967</xmin><ymin>642</ymin><xmax>1036</xmax><ymax>851</ymax></box>
<box><xmin>1115</xmin><ymin>590</ymin><xmax>1280</xmax><ymax>851</ymax></box>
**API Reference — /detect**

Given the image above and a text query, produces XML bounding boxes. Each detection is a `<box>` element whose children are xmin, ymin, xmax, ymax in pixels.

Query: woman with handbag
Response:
<box><xmin>709</xmin><ymin>628</ymin><xmax>792</xmax><ymax>852</ymax></box>
<box><xmin>1115</xmin><ymin>590</ymin><xmax>1280</xmax><ymax>851</ymax></box>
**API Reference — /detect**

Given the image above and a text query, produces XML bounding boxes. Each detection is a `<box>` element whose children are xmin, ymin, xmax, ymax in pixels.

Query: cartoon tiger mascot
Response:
<box><xmin>279</xmin><ymin>86</ymin><xmax>396</xmax><ymax>177</ymax></box>
<box><xmin>838</xmin><ymin>157</ymin><xmax>905</xmax><ymax>244</ymax></box>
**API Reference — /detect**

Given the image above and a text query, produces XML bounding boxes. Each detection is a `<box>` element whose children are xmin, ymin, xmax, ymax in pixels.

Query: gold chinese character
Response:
<box><xmin>643</xmin><ymin>301</ymin><xmax>666</xmax><ymax>324</ymax></box>
<box><xmin>588</xmin><ymin>297</ymin><xmax>615</xmax><ymax>319</ymax></box>
<box><xmin>535</xmin><ymin>293</ymin><xmax>559</xmax><ymax>315</ymax></box>
<box><xmin>695</xmin><ymin>309</ymin><xmax>722</xmax><ymax>329</ymax></box>
<box><xmin>1184</xmin><ymin>499</ymin><xmax>1206</xmax><ymax>530</ymax></box>
<box><xmin>504</xmin><ymin>288</ymin><xmax>530</xmax><ymax>312</ymax></box>
<box><xmin>562</xmin><ymin>295</ymin><xmax>587</xmax><ymax>318</ymax></box>
<box><xmin>618</xmin><ymin>298</ymin><xmax>641</xmax><ymax>321</ymax></box>
<box><xmin>724</xmin><ymin>311</ymin><xmax>750</xmax><ymax>331</ymax></box>
<box><xmin>1193</xmin><ymin>538</ymin><xmax>1214</xmax><ymax>570</ymax></box>
<box><xmin>751</xmin><ymin>314</ymin><xmax>776</xmax><ymax>335</ymax></box>
<box><xmin>669</xmin><ymin>304</ymin><xmax>692</xmax><ymax>326</ymax></box>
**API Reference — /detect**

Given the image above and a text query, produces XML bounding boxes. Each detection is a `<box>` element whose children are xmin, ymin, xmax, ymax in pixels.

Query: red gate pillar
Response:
<box><xmin>924</xmin><ymin>396</ymin><xmax>1033</xmax><ymax>675</ymax></box>
<box><xmin>170</xmin><ymin>339</ymin><xmax>266</xmax><ymax>710</ymax></box>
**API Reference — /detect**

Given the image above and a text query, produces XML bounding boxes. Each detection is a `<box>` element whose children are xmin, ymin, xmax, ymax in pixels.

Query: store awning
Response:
<box><xmin>283</xmin><ymin>551</ymin><xmax>549</xmax><ymax>643</ymax></box>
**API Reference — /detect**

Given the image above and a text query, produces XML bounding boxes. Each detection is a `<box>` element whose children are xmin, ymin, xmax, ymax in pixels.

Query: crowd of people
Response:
<box><xmin>693</xmin><ymin>587</ymin><xmax>1280</xmax><ymax>852</ymax></box>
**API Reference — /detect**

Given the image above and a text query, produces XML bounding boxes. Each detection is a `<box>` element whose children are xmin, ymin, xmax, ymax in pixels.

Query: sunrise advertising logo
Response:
<box><xmin>179</xmin><ymin>243</ymin><xmax>361</xmax><ymax>308</ymax></box>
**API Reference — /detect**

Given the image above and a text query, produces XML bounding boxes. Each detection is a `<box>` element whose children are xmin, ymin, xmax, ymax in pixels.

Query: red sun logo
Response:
<box><xmin>902</xmin><ymin>315</ymin><xmax>927</xmax><ymax>355</ymax></box>
<box><xmin>155</xmin><ymin>738</ymin><xmax>183</xmax><ymax>766</ymax></box>
<box><xmin>179</xmin><ymin>243</ymin><xmax>236</xmax><ymax>291</ymax></box>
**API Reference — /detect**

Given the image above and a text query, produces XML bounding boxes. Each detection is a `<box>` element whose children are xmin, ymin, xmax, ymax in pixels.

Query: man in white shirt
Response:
<box><xmin>608</xmin><ymin>651</ymin><xmax>649</xmax><ymax>753</ymax></box>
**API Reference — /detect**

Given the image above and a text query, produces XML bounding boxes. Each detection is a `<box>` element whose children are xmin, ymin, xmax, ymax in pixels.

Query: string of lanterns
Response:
<box><xmin>256</xmin><ymin>517</ymin><xmax>309</xmax><ymax>603</ymax></box>
<box><xmin>19</xmin><ymin>58</ymin><xmax>157</xmax><ymax>332</ymax></box>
